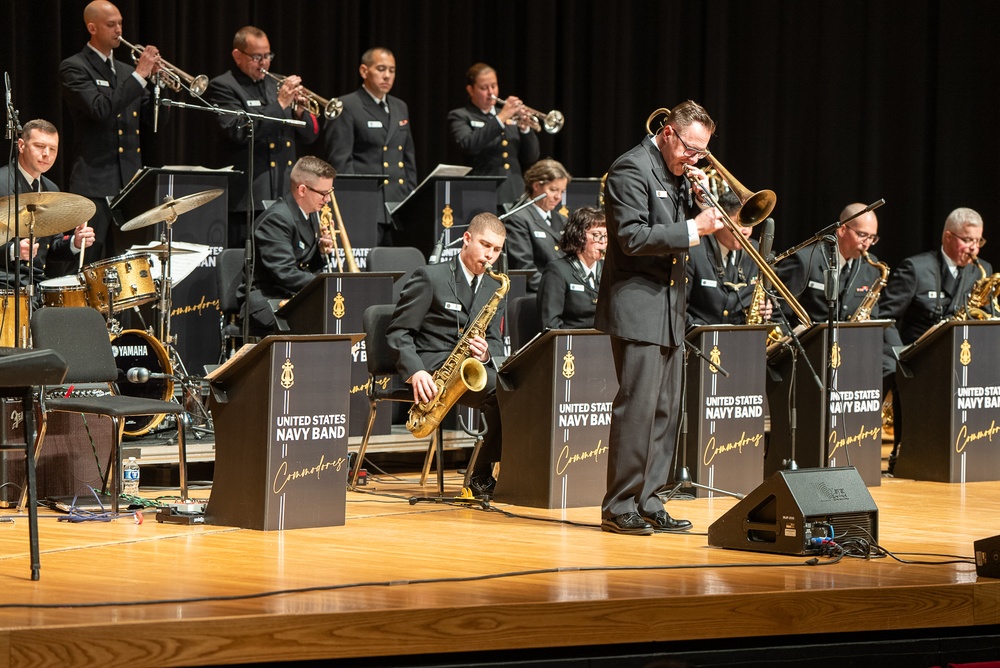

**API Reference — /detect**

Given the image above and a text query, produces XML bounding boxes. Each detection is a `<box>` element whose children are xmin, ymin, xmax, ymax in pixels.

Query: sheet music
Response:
<box><xmin>131</xmin><ymin>241</ymin><xmax>211</xmax><ymax>287</ymax></box>
<box><xmin>389</xmin><ymin>163</ymin><xmax>472</xmax><ymax>214</ymax></box>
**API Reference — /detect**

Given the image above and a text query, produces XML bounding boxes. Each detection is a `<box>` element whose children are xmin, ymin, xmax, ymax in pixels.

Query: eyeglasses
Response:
<box><xmin>304</xmin><ymin>184</ymin><xmax>333</xmax><ymax>197</ymax></box>
<box><xmin>946</xmin><ymin>230</ymin><xmax>987</xmax><ymax>248</ymax></box>
<box><xmin>673</xmin><ymin>130</ymin><xmax>709</xmax><ymax>159</ymax></box>
<box><xmin>238</xmin><ymin>49</ymin><xmax>275</xmax><ymax>63</ymax></box>
<box><xmin>845</xmin><ymin>224</ymin><xmax>880</xmax><ymax>246</ymax></box>
<box><xmin>588</xmin><ymin>232</ymin><xmax>608</xmax><ymax>242</ymax></box>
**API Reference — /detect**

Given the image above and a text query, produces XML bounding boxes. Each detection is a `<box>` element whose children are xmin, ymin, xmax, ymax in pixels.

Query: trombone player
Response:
<box><xmin>595</xmin><ymin>100</ymin><xmax>723</xmax><ymax>535</ymax></box>
<box><xmin>206</xmin><ymin>25</ymin><xmax>320</xmax><ymax>247</ymax></box>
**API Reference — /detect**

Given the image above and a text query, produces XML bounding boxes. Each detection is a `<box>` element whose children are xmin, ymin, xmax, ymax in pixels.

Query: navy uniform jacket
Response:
<box><xmin>537</xmin><ymin>255</ymin><xmax>602</xmax><ymax>330</ymax></box>
<box><xmin>504</xmin><ymin>206</ymin><xmax>567</xmax><ymax>292</ymax></box>
<box><xmin>775</xmin><ymin>244</ymin><xmax>886</xmax><ymax>326</ymax></box>
<box><xmin>59</xmin><ymin>46</ymin><xmax>155</xmax><ymax>197</ymax></box>
<box><xmin>595</xmin><ymin>137</ymin><xmax>693</xmax><ymax>348</ymax></box>
<box><xmin>685</xmin><ymin>235</ymin><xmax>761</xmax><ymax>328</ymax></box>
<box><xmin>0</xmin><ymin>167</ymin><xmax>77</xmax><ymax>287</ymax></box>
<box><xmin>881</xmin><ymin>250</ymin><xmax>994</xmax><ymax>348</ymax></box>
<box><xmin>448</xmin><ymin>103</ymin><xmax>540</xmax><ymax>207</ymax></box>
<box><xmin>206</xmin><ymin>67</ymin><xmax>320</xmax><ymax>213</ymax></box>
<box><xmin>387</xmin><ymin>257</ymin><xmax>504</xmax><ymax>381</ymax></box>
<box><xmin>323</xmin><ymin>87</ymin><xmax>417</xmax><ymax>222</ymax></box>
<box><xmin>239</xmin><ymin>193</ymin><xmax>326</xmax><ymax>317</ymax></box>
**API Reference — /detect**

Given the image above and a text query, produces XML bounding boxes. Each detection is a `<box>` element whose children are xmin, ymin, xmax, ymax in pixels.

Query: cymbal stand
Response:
<box><xmin>409</xmin><ymin>414</ymin><xmax>489</xmax><ymax>508</ymax></box>
<box><xmin>662</xmin><ymin>341</ymin><xmax>743</xmax><ymax>502</ymax></box>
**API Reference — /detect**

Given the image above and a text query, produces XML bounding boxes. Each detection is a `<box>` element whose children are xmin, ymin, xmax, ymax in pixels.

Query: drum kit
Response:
<box><xmin>0</xmin><ymin>189</ymin><xmax>222</xmax><ymax>437</ymax></box>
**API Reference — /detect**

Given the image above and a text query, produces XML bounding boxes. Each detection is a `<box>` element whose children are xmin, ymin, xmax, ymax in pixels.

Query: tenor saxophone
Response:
<box><xmin>850</xmin><ymin>252</ymin><xmax>890</xmax><ymax>322</ymax></box>
<box><xmin>405</xmin><ymin>265</ymin><xmax>510</xmax><ymax>439</ymax></box>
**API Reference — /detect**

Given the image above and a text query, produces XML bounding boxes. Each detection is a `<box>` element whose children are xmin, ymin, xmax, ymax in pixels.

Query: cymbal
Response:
<box><xmin>139</xmin><ymin>242</ymin><xmax>197</xmax><ymax>254</ymax></box>
<box><xmin>120</xmin><ymin>189</ymin><xmax>224</xmax><ymax>231</ymax></box>
<box><xmin>0</xmin><ymin>192</ymin><xmax>97</xmax><ymax>243</ymax></box>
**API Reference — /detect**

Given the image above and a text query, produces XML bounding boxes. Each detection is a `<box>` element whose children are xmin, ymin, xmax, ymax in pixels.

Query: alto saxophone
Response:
<box><xmin>850</xmin><ymin>252</ymin><xmax>889</xmax><ymax>322</ymax></box>
<box><xmin>405</xmin><ymin>265</ymin><xmax>510</xmax><ymax>439</ymax></box>
<box><xmin>953</xmin><ymin>258</ymin><xmax>1000</xmax><ymax>321</ymax></box>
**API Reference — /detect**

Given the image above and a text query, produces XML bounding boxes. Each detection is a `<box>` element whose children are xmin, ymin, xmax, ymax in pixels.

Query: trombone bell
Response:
<box><xmin>703</xmin><ymin>153</ymin><xmax>775</xmax><ymax>227</ymax></box>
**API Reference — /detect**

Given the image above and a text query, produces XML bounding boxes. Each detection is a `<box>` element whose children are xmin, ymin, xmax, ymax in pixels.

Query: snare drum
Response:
<box><xmin>40</xmin><ymin>274</ymin><xmax>89</xmax><ymax>308</ymax></box>
<box><xmin>83</xmin><ymin>253</ymin><xmax>158</xmax><ymax>314</ymax></box>
<box><xmin>0</xmin><ymin>290</ymin><xmax>29</xmax><ymax>347</ymax></box>
<box><xmin>110</xmin><ymin>330</ymin><xmax>173</xmax><ymax>437</ymax></box>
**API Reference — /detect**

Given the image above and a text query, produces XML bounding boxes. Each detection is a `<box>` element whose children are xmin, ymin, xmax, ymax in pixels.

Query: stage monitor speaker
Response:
<box><xmin>974</xmin><ymin>535</ymin><xmax>1000</xmax><ymax>578</ymax></box>
<box><xmin>708</xmin><ymin>467</ymin><xmax>878</xmax><ymax>555</ymax></box>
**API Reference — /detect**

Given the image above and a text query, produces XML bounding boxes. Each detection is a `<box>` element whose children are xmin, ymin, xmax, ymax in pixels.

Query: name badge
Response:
<box><xmin>928</xmin><ymin>291</ymin><xmax>939</xmax><ymax>299</ymax></box>
<box><xmin>700</xmin><ymin>278</ymin><xmax>718</xmax><ymax>288</ymax></box>
<box><xmin>367</xmin><ymin>120</ymin><xmax>384</xmax><ymax>128</ymax></box>
<box><xmin>808</xmin><ymin>280</ymin><xmax>825</xmax><ymax>291</ymax></box>
<box><xmin>445</xmin><ymin>301</ymin><xmax>463</xmax><ymax>312</ymax></box>
<box><xmin>470</xmin><ymin>120</ymin><xmax>485</xmax><ymax>128</ymax></box>
<box><xmin>655</xmin><ymin>190</ymin><xmax>669</xmax><ymax>198</ymax></box>
<box><xmin>95</xmin><ymin>79</ymin><xmax>110</xmax><ymax>87</ymax></box>
<box><xmin>569</xmin><ymin>283</ymin><xmax>585</xmax><ymax>292</ymax></box>
<box><xmin>532</xmin><ymin>230</ymin><xmax>547</xmax><ymax>238</ymax></box>
<box><xmin>246</xmin><ymin>100</ymin><xmax>261</xmax><ymax>107</ymax></box>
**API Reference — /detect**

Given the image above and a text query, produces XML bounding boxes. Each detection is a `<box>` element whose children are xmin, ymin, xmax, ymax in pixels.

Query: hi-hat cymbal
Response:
<box><xmin>0</xmin><ymin>192</ymin><xmax>97</xmax><ymax>243</ymax></box>
<box><xmin>140</xmin><ymin>242</ymin><xmax>197</xmax><ymax>254</ymax></box>
<box><xmin>121</xmin><ymin>189</ymin><xmax>224</xmax><ymax>231</ymax></box>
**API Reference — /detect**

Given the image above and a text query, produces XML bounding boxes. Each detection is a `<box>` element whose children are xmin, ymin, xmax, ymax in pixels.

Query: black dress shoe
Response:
<box><xmin>641</xmin><ymin>510</ymin><xmax>692</xmax><ymax>532</ymax></box>
<box><xmin>468</xmin><ymin>474</ymin><xmax>496</xmax><ymax>497</ymax></box>
<box><xmin>601</xmin><ymin>512</ymin><xmax>654</xmax><ymax>535</ymax></box>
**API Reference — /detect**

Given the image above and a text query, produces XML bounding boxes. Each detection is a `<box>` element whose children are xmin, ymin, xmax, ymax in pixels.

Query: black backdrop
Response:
<box><xmin>3</xmin><ymin>0</ymin><xmax>998</xmax><ymax>269</ymax></box>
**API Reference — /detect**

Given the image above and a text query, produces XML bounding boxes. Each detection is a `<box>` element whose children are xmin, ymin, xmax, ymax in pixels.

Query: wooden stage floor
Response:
<box><xmin>1</xmin><ymin>470</ymin><xmax>1000</xmax><ymax>668</ymax></box>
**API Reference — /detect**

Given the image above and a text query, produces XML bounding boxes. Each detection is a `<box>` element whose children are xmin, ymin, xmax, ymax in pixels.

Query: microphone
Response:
<box><xmin>498</xmin><ymin>192</ymin><xmax>546</xmax><ymax>221</ymax></box>
<box><xmin>759</xmin><ymin>217</ymin><xmax>775</xmax><ymax>290</ymax></box>
<box><xmin>428</xmin><ymin>231</ymin><xmax>446</xmax><ymax>264</ymax></box>
<box><xmin>126</xmin><ymin>367</ymin><xmax>174</xmax><ymax>383</ymax></box>
<box><xmin>5</xmin><ymin>71</ymin><xmax>13</xmax><ymax>140</ymax></box>
<box><xmin>153</xmin><ymin>72</ymin><xmax>161</xmax><ymax>133</ymax></box>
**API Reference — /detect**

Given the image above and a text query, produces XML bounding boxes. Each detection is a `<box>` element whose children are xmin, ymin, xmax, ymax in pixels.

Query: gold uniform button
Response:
<box><xmin>397</xmin><ymin>145</ymin><xmax>403</xmax><ymax>151</ymax></box>
<box><xmin>269</xmin><ymin>142</ymin><xmax>275</xmax><ymax>149</ymax></box>
<box><xmin>685</xmin><ymin>277</ymin><xmax>689</xmax><ymax>284</ymax></box>
<box><xmin>287</xmin><ymin>160</ymin><xmax>292</xmax><ymax>166</ymax></box>
<box><xmin>502</xmin><ymin>152</ymin><xmax>508</xmax><ymax>159</ymax></box>
<box><xmin>501</xmin><ymin>139</ymin><xmax>508</xmax><ymax>147</ymax></box>
<box><xmin>554</xmin><ymin>245</ymin><xmax>559</xmax><ymax>251</ymax></box>
<box><xmin>286</xmin><ymin>141</ymin><xmax>291</xmax><ymax>148</ymax></box>
<box><xmin>397</xmin><ymin>161</ymin><xmax>404</xmax><ymax>168</ymax></box>
<box><xmin>673</xmin><ymin>257</ymin><xmax>677</xmax><ymax>264</ymax></box>
<box><xmin>117</xmin><ymin>113</ymin><xmax>122</xmax><ymax>119</ymax></box>
<box><xmin>136</xmin><ymin>147</ymin><xmax>141</xmax><ymax>153</ymax></box>
<box><xmin>398</xmin><ymin>178</ymin><xmax>404</xmax><ymax>185</ymax></box>
<box><xmin>504</xmin><ymin>163</ymin><xmax>510</xmax><ymax>170</ymax></box>
<box><xmin>118</xmin><ymin>147</ymin><xmax>124</xmax><ymax>153</ymax></box>
<box><xmin>135</xmin><ymin>129</ymin><xmax>139</xmax><ymax>135</ymax></box>
<box><xmin>723</xmin><ymin>309</ymin><xmax>729</xmax><ymax>316</ymax></box>
<box><xmin>384</xmin><ymin>178</ymin><xmax>389</xmax><ymax>185</ymax></box>
<box><xmin>270</xmin><ymin>161</ymin><xmax>276</xmax><ymax>168</ymax></box>
<box><xmin>118</xmin><ymin>130</ymin><xmax>123</xmax><ymax>136</ymax></box>
<box><xmin>383</xmin><ymin>146</ymin><xmax>388</xmax><ymax>151</ymax></box>
<box><xmin>670</xmin><ymin>279</ymin><xmax>675</xmax><ymax>286</ymax></box>
<box><xmin>132</xmin><ymin>111</ymin><xmax>138</xmax><ymax>118</ymax></box>
<box><xmin>383</xmin><ymin>161</ymin><xmax>389</xmax><ymax>168</ymax></box>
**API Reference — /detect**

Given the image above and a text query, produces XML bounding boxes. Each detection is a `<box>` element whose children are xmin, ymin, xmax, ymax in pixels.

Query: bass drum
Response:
<box><xmin>110</xmin><ymin>330</ymin><xmax>174</xmax><ymax>437</ymax></box>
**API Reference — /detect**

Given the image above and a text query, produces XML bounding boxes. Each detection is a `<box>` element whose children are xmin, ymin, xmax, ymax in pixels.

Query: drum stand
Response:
<box><xmin>151</xmin><ymin>211</ymin><xmax>213</xmax><ymax>439</ymax></box>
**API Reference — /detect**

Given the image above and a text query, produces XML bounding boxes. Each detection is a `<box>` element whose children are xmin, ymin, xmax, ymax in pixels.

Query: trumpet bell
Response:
<box><xmin>542</xmin><ymin>110</ymin><xmax>564</xmax><ymax>134</ymax></box>
<box><xmin>324</xmin><ymin>98</ymin><xmax>344</xmax><ymax>120</ymax></box>
<box><xmin>190</xmin><ymin>75</ymin><xmax>209</xmax><ymax>97</ymax></box>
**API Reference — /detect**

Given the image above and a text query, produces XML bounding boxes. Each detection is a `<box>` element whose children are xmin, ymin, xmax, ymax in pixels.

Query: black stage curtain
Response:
<box><xmin>2</xmin><ymin>0</ymin><xmax>998</xmax><ymax>268</ymax></box>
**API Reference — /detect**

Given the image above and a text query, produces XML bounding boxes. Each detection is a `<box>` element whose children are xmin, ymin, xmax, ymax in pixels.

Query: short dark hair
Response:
<box><xmin>20</xmin><ymin>119</ymin><xmax>58</xmax><ymax>142</ymax></box>
<box><xmin>465</xmin><ymin>63</ymin><xmax>495</xmax><ymax>86</ymax></box>
<box><xmin>234</xmin><ymin>26</ymin><xmax>266</xmax><ymax>50</ymax></box>
<box><xmin>649</xmin><ymin>100</ymin><xmax>715</xmax><ymax>136</ymax></box>
<box><xmin>560</xmin><ymin>206</ymin><xmax>606</xmax><ymax>255</ymax></box>
<box><xmin>361</xmin><ymin>47</ymin><xmax>393</xmax><ymax>66</ymax></box>
<box><xmin>522</xmin><ymin>158</ymin><xmax>572</xmax><ymax>196</ymax></box>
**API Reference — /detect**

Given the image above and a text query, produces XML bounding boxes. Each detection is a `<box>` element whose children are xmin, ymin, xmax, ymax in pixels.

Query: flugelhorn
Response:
<box><xmin>262</xmin><ymin>70</ymin><xmax>343</xmax><ymax>120</ymax></box>
<box><xmin>491</xmin><ymin>95</ymin><xmax>564</xmax><ymax>134</ymax></box>
<box><xmin>118</xmin><ymin>36</ymin><xmax>209</xmax><ymax>96</ymax></box>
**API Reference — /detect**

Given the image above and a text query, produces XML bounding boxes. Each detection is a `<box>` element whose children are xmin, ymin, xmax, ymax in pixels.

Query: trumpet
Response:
<box><xmin>491</xmin><ymin>95</ymin><xmax>564</xmax><ymax>134</ymax></box>
<box><xmin>262</xmin><ymin>70</ymin><xmax>343</xmax><ymax>120</ymax></box>
<box><xmin>118</xmin><ymin>36</ymin><xmax>209</xmax><ymax>96</ymax></box>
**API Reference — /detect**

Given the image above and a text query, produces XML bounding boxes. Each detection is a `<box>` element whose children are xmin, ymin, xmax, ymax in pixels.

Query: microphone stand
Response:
<box><xmin>159</xmin><ymin>98</ymin><xmax>305</xmax><ymax>346</ymax></box>
<box><xmin>662</xmin><ymin>340</ymin><xmax>743</xmax><ymax>502</ymax></box>
<box><xmin>6</xmin><ymin>71</ymin><xmax>26</xmax><ymax>348</ymax></box>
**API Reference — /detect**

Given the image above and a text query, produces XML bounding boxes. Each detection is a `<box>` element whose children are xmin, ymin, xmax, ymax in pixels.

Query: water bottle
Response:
<box><xmin>123</xmin><ymin>457</ymin><xmax>140</xmax><ymax>496</ymax></box>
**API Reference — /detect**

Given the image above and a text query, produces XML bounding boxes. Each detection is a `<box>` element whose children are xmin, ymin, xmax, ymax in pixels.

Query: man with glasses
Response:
<box><xmin>879</xmin><ymin>207</ymin><xmax>992</xmax><ymax>473</ymax></box>
<box><xmin>775</xmin><ymin>202</ymin><xmax>885</xmax><ymax>327</ymax></box>
<box><xmin>238</xmin><ymin>156</ymin><xmax>335</xmax><ymax>336</ymax></box>
<box><xmin>594</xmin><ymin>100</ymin><xmax>723</xmax><ymax>535</ymax></box>
<box><xmin>207</xmin><ymin>26</ymin><xmax>320</xmax><ymax>248</ymax></box>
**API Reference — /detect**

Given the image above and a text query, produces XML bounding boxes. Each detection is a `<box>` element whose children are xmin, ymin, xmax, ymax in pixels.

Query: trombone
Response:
<box><xmin>118</xmin><ymin>36</ymin><xmax>209</xmax><ymax>96</ymax></box>
<box><xmin>644</xmin><ymin>107</ymin><xmax>812</xmax><ymax>327</ymax></box>
<box><xmin>491</xmin><ymin>95</ymin><xmax>564</xmax><ymax>134</ymax></box>
<box><xmin>262</xmin><ymin>70</ymin><xmax>343</xmax><ymax>120</ymax></box>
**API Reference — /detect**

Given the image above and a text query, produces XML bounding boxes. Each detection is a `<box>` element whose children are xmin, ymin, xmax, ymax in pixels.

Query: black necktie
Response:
<box><xmin>381</xmin><ymin>100</ymin><xmax>389</xmax><ymax>116</ymax></box>
<box><xmin>29</xmin><ymin>179</ymin><xmax>39</xmax><ymax>193</ymax></box>
<box><xmin>724</xmin><ymin>252</ymin><xmax>738</xmax><ymax>283</ymax></box>
<box><xmin>840</xmin><ymin>261</ymin><xmax>852</xmax><ymax>296</ymax></box>
<box><xmin>942</xmin><ymin>267</ymin><xmax>957</xmax><ymax>296</ymax></box>
<box><xmin>470</xmin><ymin>275</ymin><xmax>479</xmax><ymax>296</ymax></box>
